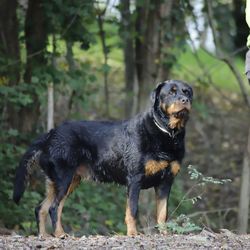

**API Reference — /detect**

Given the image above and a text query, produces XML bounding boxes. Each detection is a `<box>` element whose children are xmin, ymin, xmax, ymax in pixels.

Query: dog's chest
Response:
<box><xmin>142</xmin><ymin>139</ymin><xmax>183</xmax><ymax>177</ymax></box>
<box><xmin>144</xmin><ymin>159</ymin><xmax>169</xmax><ymax>176</ymax></box>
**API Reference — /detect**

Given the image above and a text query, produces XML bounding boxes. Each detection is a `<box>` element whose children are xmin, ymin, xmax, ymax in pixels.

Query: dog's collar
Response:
<box><xmin>153</xmin><ymin>117</ymin><xmax>172</xmax><ymax>136</ymax></box>
<box><xmin>153</xmin><ymin>113</ymin><xmax>181</xmax><ymax>138</ymax></box>
<box><xmin>153</xmin><ymin>113</ymin><xmax>176</xmax><ymax>137</ymax></box>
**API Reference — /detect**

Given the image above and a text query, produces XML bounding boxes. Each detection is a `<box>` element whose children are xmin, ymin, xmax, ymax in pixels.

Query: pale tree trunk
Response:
<box><xmin>97</xmin><ymin>9</ymin><xmax>110</xmax><ymax>117</ymax></box>
<box><xmin>47</xmin><ymin>83</ymin><xmax>54</xmax><ymax>131</ymax></box>
<box><xmin>47</xmin><ymin>34</ymin><xmax>56</xmax><ymax>131</ymax></box>
<box><xmin>238</xmin><ymin>125</ymin><xmax>250</xmax><ymax>233</ymax></box>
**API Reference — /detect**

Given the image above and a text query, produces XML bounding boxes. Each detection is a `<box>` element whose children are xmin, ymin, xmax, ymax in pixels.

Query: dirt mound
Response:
<box><xmin>0</xmin><ymin>229</ymin><xmax>249</xmax><ymax>250</ymax></box>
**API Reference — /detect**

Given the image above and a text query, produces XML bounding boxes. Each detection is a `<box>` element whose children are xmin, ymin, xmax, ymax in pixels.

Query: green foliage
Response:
<box><xmin>0</xmin><ymin>84</ymin><xmax>33</xmax><ymax>107</ymax></box>
<box><xmin>63</xmin><ymin>182</ymin><xmax>126</xmax><ymax>235</ymax></box>
<box><xmin>168</xmin><ymin>178</ymin><xmax>193</xmax><ymax>215</ymax></box>
<box><xmin>180</xmin><ymin>165</ymin><xmax>231</xmax><ymax>209</ymax></box>
<box><xmin>158</xmin><ymin>214</ymin><xmax>201</xmax><ymax>234</ymax></box>
<box><xmin>0</xmin><ymin>130</ymin><xmax>42</xmax><ymax>233</ymax></box>
<box><xmin>44</xmin><ymin>0</ymin><xmax>95</xmax><ymax>45</ymax></box>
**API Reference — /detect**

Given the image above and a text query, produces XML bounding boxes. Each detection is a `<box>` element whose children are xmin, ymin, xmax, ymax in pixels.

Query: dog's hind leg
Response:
<box><xmin>53</xmin><ymin>175</ymin><xmax>81</xmax><ymax>238</ymax></box>
<box><xmin>125</xmin><ymin>174</ymin><xmax>143</xmax><ymax>236</ymax></box>
<box><xmin>48</xmin><ymin>166</ymin><xmax>79</xmax><ymax>238</ymax></box>
<box><xmin>35</xmin><ymin>179</ymin><xmax>55</xmax><ymax>238</ymax></box>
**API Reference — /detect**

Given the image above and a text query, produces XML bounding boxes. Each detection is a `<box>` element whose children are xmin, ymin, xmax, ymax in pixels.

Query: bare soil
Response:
<box><xmin>0</xmin><ymin>229</ymin><xmax>250</xmax><ymax>250</ymax></box>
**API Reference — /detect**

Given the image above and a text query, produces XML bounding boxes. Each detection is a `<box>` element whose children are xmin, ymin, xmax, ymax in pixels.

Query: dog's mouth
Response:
<box><xmin>160</xmin><ymin>102</ymin><xmax>191</xmax><ymax>129</ymax></box>
<box><xmin>172</xmin><ymin>108</ymin><xmax>190</xmax><ymax>118</ymax></box>
<box><xmin>162</xmin><ymin>102</ymin><xmax>191</xmax><ymax>117</ymax></box>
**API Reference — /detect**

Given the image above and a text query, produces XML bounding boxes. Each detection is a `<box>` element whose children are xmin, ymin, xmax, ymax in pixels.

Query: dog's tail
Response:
<box><xmin>13</xmin><ymin>133</ymin><xmax>48</xmax><ymax>204</ymax></box>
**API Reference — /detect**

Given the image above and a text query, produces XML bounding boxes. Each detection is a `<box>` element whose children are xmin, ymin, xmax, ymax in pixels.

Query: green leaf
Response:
<box><xmin>31</xmin><ymin>76</ymin><xmax>39</xmax><ymax>84</ymax></box>
<box><xmin>7</xmin><ymin>129</ymin><xmax>19</xmax><ymax>137</ymax></box>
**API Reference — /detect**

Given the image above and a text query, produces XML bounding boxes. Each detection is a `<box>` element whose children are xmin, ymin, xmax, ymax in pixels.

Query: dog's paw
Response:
<box><xmin>38</xmin><ymin>233</ymin><xmax>52</xmax><ymax>239</ymax></box>
<box><xmin>54</xmin><ymin>231</ymin><xmax>69</xmax><ymax>239</ymax></box>
<box><xmin>127</xmin><ymin>229</ymin><xmax>139</xmax><ymax>236</ymax></box>
<box><xmin>159</xmin><ymin>229</ymin><xmax>168</xmax><ymax>235</ymax></box>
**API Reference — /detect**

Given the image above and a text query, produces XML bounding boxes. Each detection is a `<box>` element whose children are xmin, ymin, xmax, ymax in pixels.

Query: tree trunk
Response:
<box><xmin>135</xmin><ymin>0</ymin><xmax>174</xmax><ymax>112</ymax></box>
<box><xmin>66</xmin><ymin>41</ymin><xmax>76</xmax><ymax>72</ymax></box>
<box><xmin>237</xmin><ymin>125</ymin><xmax>250</xmax><ymax>234</ymax></box>
<box><xmin>0</xmin><ymin>0</ymin><xmax>20</xmax><ymax>85</ymax></box>
<box><xmin>47</xmin><ymin>34</ymin><xmax>56</xmax><ymax>131</ymax></box>
<box><xmin>66</xmin><ymin>40</ymin><xmax>76</xmax><ymax>114</ymax></box>
<box><xmin>120</xmin><ymin>0</ymin><xmax>136</xmax><ymax>118</ymax></box>
<box><xmin>47</xmin><ymin>83</ymin><xmax>54</xmax><ymax>131</ymax></box>
<box><xmin>20</xmin><ymin>0</ymin><xmax>48</xmax><ymax>133</ymax></box>
<box><xmin>0</xmin><ymin>0</ymin><xmax>20</xmax><ymax>129</ymax></box>
<box><xmin>232</xmin><ymin>0</ymin><xmax>248</xmax><ymax>58</ymax></box>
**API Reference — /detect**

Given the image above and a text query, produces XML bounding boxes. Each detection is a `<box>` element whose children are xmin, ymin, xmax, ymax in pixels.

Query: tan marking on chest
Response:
<box><xmin>161</xmin><ymin>102</ymin><xmax>190</xmax><ymax>129</ymax></box>
<box><xmin>145</xmin><ymin>160</ymin><xmax>169</xmax><ymax>176</ymax></box>
<box><xmin>170</xmin><ymin>161</ymin><xmax>180</xmax><ymax>176</ymax></box>
<box><xmin>168</xmin><ymin>116</ymin><xmax>184</xmax><ymax>129</ymax></box>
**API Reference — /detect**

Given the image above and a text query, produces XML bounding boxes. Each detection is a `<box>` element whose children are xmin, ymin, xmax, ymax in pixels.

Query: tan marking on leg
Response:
<box><xmin>156</xmin><ymin>197</ymin><xmax>167</xmax><ymax>225</ymax></box>
<box><xmin>125</xmin><ymin>199</ymin><xmax>138</xmax><ymax>236</ymax></box>
<box><xmin>145</xmin><ymin>160</ymin><xmax>169</xmax><ymax>176</ymax></box>
<box><xmin>170</xmin><ymin>161</ymin><xmax>180</xmax><ymax>176</ymax></box>
<box><xmin>54</xmin><ymin>174</ymin><xmax>82</xmax><ymax>238</ymax></box>
<box><xmin>54</xmin><ymin>197</ymin><xmax>68</xmax><ymax>238</ymax></box>
<box><xmin>67</xmin><ymin>175</ymin><xmax>81</xmax><ymax>195</ymax></box>
<box><xmin>39</xmin><ymin>180</ymin><xmax>55</xmax><ymax>237</ymax></box>
<box><xmin>155</xmin><ymin>189</ymin><xmax>168</xmax><ymax>234</ymax></box>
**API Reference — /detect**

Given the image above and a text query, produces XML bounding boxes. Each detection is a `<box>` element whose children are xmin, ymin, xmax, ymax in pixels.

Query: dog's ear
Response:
<box><xmin>151</xmin><ymin>82</ymin><xmax>166</xmax><ymax>104</ymax></box>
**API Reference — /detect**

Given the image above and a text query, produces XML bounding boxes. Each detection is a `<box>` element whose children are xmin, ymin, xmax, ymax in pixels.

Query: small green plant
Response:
<box><xmin>158</xmin><ymin>214</ymin><xmax>201</xmax><ymax>234</ymax></box>
<box><xmin>171</xmin><ymin>165</ymin><xmax>232</xmax><ymax>215</ymax></box>
<box><xmin>188</xmin><ymin>165</ymin><xmax>232</xmax><ymax>185</ymax></box>
<box><xmin>159</xmin><ymin>165</ymin><xmax>232</xmax><ymax>234</ymax></box>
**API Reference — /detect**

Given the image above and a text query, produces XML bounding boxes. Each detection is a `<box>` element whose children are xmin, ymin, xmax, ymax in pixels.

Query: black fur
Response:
<box><xmin>13</xmin><ymin>79</ymin><xmax>193</xmax><ymax>235</ymax></box>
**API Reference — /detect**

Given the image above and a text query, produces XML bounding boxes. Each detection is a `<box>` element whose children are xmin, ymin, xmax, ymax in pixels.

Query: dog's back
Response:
<box><xmin>13</xmin><ymin>119</ymin><xmax>131</xmax><ymax>204</ymax></box>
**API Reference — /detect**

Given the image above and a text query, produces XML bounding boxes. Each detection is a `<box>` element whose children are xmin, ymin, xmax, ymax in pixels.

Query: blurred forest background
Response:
<box><xmin>0</xmin><ymin>0</ymin><xmax>250</xmax><ymax>236</ymax></box>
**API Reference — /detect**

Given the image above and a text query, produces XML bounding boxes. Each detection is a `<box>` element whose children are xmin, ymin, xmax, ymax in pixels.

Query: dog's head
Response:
<box><xmin>151</xmin><ymin>80</ymin><xmax>193</xmax><ymax>130</ymax></box>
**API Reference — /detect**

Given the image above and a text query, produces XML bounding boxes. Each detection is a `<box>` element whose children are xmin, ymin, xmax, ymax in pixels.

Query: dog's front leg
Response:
<box><xmin>125</xmin><ymin>174</ymin><xmax>143</xmax><ymax>236</ymax></box>
<box><xmin>154</xmin><ymin>179</ymin><xmax>173</xmax><ymax>233</ymax></box>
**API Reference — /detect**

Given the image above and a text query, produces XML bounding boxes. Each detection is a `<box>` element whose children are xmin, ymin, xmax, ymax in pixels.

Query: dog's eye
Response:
<box><xmin>169</xmin><ymin>88</ymin><xmax>176</xmax><ymax>95</ymax></box>
<box><xmin>182</xmin><ymin>89</ymin><xmax>190</xmax><ymax>96</ymax></box>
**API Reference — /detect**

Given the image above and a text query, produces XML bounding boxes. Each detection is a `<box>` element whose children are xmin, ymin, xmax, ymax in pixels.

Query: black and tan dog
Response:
<box><xmin>13</xmin><ymin>80</ymin><xmax>193</xmax><ymax>237</ymax></box>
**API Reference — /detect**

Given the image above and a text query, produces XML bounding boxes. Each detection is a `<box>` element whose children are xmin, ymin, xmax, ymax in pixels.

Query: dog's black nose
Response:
<box><xmin>180</xmin><ymin>96</ymin><xmax>189</xmax><ymax>104</ymax></box>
